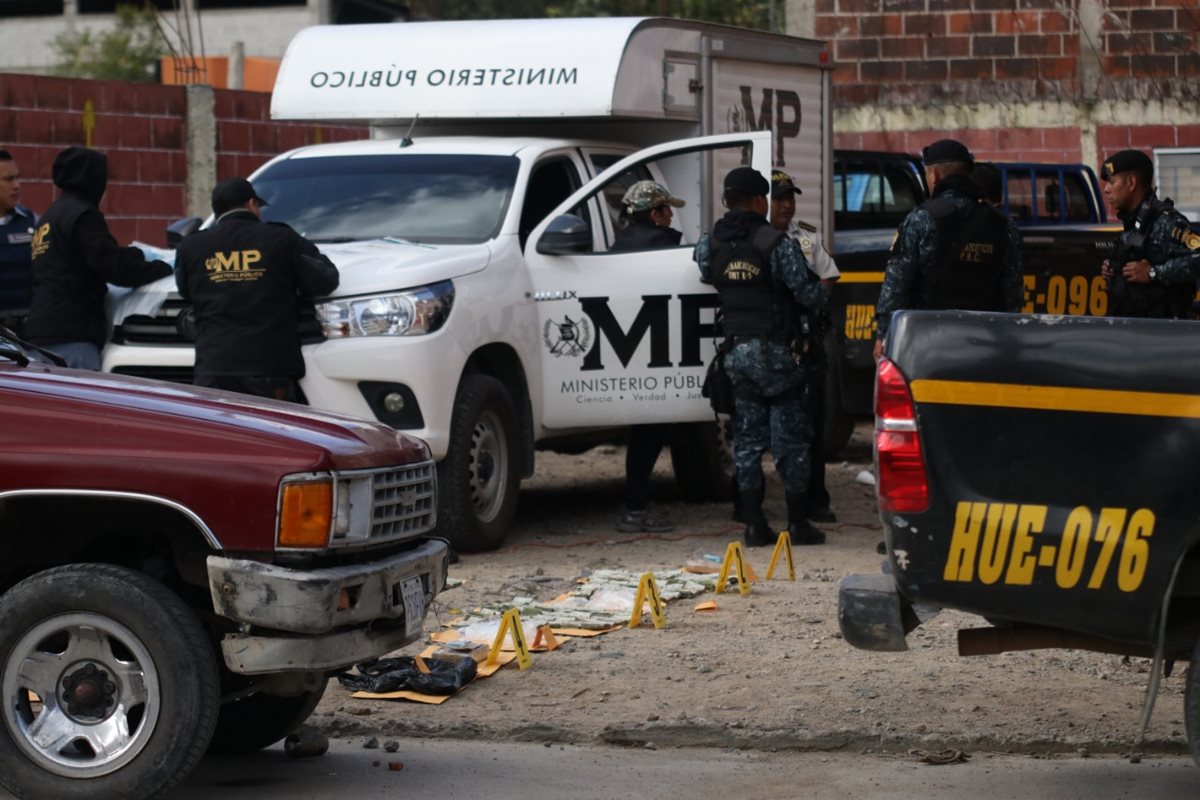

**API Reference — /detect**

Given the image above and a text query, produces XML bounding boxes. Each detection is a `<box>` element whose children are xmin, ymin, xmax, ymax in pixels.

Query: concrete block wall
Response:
<box><xmin>0</xmin><ymin>73</ymin><xmax>366</xmax><ymax>247</ymax></box>
<box><xmin>816</xmin><ymin>0</ymin><xmax>1200</xmax><ymax>167</ymax></box>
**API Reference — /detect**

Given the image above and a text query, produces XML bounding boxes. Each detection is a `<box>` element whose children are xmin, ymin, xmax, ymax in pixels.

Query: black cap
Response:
<box><xmin>1100</xmin><ymin>149</ymin><xmax>1153</xmax><ymax>181</ymax></box>
<box><xmin>771</xmin><ymin>170</ymin><xmax>802</xmax><ymax>197</ymax></box>
<box><xmin>922</xmin><ymin>139</ymin><xmax>973</xmax><ymax>166</ymax></box>
<box><xmin>212</xmin><ymin>177</ymin><xmax>269</xmax><ymax>215</ymax></box>
<box><xmin>723</xmin><ymin>166</ymin><xmax>770</xmax><ymax>197</ymax></box>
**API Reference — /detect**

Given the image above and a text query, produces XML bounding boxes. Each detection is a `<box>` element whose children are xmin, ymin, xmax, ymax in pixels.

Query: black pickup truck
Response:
<box><xmin>823</xmin><ymin>151</ymin><xmax>1121</xmax><ymax>455</ymax></box>
<box><xmin>839</xmin><ymin>309</ymin><xmax>1200</xmax><ymax>765</ymax></box>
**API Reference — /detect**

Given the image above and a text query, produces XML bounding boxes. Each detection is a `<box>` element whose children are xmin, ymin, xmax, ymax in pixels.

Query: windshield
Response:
<box><xmin>253</xmin><ymin>154</ymin><xmax>520</xmax><ymax>244</ymax></box>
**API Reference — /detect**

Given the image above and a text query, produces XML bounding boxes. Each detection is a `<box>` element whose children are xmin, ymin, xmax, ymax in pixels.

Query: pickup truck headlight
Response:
<box><xmin>318</xmin><ymin>280</ymin><xmax>454</xmax><ymax>338</ymax></box>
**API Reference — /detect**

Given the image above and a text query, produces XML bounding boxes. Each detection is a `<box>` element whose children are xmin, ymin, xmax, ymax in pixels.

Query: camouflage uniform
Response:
<box><xmin>1107</xmin><ymin>192</ymin><xmax>1200</xmax><ymax>318</ymax></box>
<box><xmin>875</xmin><ymin>174</ymin><xmax>1023</xmax><ymax>341</ymax></box>
<box><xmin>695</xmin><ymin>221</ymin><xmax>826</xmax><ymax>497</ymax></box>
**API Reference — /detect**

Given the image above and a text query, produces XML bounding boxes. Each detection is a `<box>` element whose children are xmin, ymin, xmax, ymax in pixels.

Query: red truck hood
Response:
<box><xmin>0</xmin><ymin>363</ymin><xmax>430</xmax><ymax>472</ymax></box>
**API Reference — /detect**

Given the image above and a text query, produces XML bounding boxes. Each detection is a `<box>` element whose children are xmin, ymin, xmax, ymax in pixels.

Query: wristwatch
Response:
<box><xmin>1147</xmin><ymin>265</ymin><xmax>1159</xmax><ymax>282</ymax></box>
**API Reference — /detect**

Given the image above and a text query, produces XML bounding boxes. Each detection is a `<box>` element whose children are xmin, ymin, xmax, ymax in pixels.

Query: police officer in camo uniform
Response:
<box><xmin>873</xmin><ymin>139</ymin><xmax>1023</xmax><ymax>360</ymax></box>
<box><xmin>612</xmin><ymin>180</ymin><xmax>685</xmax><ymax>534</ymax></box>
<box><xmin>1098</xmin><ymin>149</ymin><xmax>1200</xmax><ymax>319</ymax></box>
<box><xmin>695</xmin><ymin>166</ymin><xmax>827</xmax><ymax>548</ymax></box>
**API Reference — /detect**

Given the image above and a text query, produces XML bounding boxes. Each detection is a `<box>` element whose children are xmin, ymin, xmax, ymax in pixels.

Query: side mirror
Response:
<box><xmin>535</xmin><ymin>214</ymin><xmax>591</xmax><ymax>255</ymax></box>
<box><xmin>165</xmin><ymin>217</ymin><xmax>203</xmax><ymax>249</ymax></box>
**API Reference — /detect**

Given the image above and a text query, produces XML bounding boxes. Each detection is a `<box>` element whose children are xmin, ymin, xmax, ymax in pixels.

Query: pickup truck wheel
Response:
<box><xmin>670</xmin><ymin>420</ymin><xmax>734</xmax><ymax>502</ymax></box>
<box><xmin>439</xmin><ymin>374</ymin><xmax>520</xmax><ymax>552</ymax></box>
<box><xmin>1187</xmin><ymin>637</ymin><xmax>1200</xmax><ymax>767</ymax></box>
<box><xmin>0</xmin><ymin>564</ymin><xmax>218</xmax><ymax>800</ymax></box>
<box><xmin>208</xmin><ymin>685</ymin><xmax>325</xmax><ymax>755</ymax></box>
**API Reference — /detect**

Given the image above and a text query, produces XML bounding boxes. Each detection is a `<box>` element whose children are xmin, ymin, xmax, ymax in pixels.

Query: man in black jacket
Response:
<box><xmin>611</xmin><ymin>180</ymin><xmax>685</xmax><ymax>533</ymax></box>
<box><xmin>25</xmin><ymin>147</ymin><xmax>172</xmax><ymax>369</ymax></box>
<box><xmin>174</xmin><ymin>177</ymin><xmax>339</xmax><ymax>402</ymax></box>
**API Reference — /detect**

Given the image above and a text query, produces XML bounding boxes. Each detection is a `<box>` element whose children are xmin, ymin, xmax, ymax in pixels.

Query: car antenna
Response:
<box><xmin>400</xmin><ymin>115</ymin><xmax>419</xmax><ymax>148</ymax></box>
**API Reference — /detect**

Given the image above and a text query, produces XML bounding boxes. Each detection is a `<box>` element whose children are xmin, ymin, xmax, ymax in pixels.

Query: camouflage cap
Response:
<box><xmin>621</xmin><ymin>180</ymin><xmax>686</xmax><ymax>213</ymax></box>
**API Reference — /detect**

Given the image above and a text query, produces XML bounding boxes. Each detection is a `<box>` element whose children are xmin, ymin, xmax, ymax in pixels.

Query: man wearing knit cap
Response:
<box><xmin>873</xmin><ymin>138</ymin><xmax>1022</xmax><ymax>361</ymax></box>
<box><xmin>1099</xmin><ymin>148</ymin><xmax>1200</xmax><ymax>318</ymax></box>
<box><xmin>695</xmin><ymin>166</ymin><xmax>828</xmax><ymax>548</ymax></box>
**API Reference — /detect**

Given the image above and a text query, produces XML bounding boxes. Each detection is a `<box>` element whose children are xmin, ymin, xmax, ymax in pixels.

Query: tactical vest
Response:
<box><xmin>711</xmin><ymin>222</ymin><xmax>788</xmax><ymax>338</ymax></box>
<box><xmin>1107</xmin><ymin>195</ymin><xmax>1193</xmax><ymax>319</ymax></box>
<box><xmin>921</xmin><ymin>197</ymin><xmax>1009</xmax><ymax>311</ymax></box>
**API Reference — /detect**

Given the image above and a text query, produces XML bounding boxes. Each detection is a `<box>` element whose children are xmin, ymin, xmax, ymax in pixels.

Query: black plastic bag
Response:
<box><xmin>337</xmin><ymin>656</ymin><xmax>477</xmax><ymax>695</ymax></box>
<box><xmin>701</xmin><ymin>346</ymin><xmax>734</xmax><ymax>415</ymax></box>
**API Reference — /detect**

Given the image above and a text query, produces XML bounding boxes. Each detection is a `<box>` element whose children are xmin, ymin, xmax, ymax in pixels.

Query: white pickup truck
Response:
<box><xmin>103</xmin><ymin>17</ymin><xmax>835</xmax><ymax>551</ymax></box>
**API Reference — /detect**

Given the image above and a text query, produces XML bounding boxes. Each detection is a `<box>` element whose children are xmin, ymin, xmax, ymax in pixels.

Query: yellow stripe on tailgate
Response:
<box><xmin>910</xmin><ymin>379</ymin><xmax>1200</xmax><ymax>419</ymax></box>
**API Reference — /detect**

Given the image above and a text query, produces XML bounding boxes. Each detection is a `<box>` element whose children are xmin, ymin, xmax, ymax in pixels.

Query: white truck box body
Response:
<box><xmin>102</xmin><ymin>18</ymin><xmax>834</xmax><ymax>551</ymax></box>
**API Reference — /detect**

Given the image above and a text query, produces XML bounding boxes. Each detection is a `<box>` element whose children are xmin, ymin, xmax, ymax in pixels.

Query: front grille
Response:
<box><xmin>111</xmin><ymin>297</ymin><xmax>192</xmax><ymax>345</ymax></box>
<box><xmin>370</xmin><ymin>462</ymin><xmax>436</xmax><ymax>539</ymax></box>
<box><xmin>112</xmin><ymin>295</ymin><xmax>326</xmax><ymax>346</ymax></box>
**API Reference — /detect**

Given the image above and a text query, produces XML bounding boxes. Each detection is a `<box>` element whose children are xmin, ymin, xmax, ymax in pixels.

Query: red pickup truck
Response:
<box><xmin>0</xmin><ymin>329</ymin><xmax>448</xmax><ymax>800</ymax></box>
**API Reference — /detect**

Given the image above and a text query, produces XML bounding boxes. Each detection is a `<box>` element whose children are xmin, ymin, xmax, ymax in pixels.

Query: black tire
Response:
<box><xmin>822</xmin><ymin>368</ymin><xmax>855</xmax><ymax>461</ymax></box>
<box><xmin>208</xmin><ymin>685</ymin><xmax>325</xmax><ymax>755</ymax></box>
<box><xmin>438</xmin><ymin>374</ymin><xmax>521</xmax><ymax>552</ymax></box>
<box><xmin>0</xmin><ymin>564</ymin><xmax>219</xmax><ymax>800</ymax></box>
<box><xmin>1187</xmin><ymin>637</ymin><xmax>1200</xmax><ymax>768</ymax></box>
<box><xmin>670</xmin><ymin>420</ymin><xmax>734</xmax><ymax>502</ymax></box>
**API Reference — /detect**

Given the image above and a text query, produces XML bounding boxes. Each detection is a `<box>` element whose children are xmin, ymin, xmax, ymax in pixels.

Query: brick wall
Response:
<box><xmin>819</xmin><ymin>1</ymin><xmax>1200</xmax><ymax>166</ymax></box>
<box><xmin>0</xmin><ymin>73</ymin><xmax>367</xmax><ymax>247</ymax></box>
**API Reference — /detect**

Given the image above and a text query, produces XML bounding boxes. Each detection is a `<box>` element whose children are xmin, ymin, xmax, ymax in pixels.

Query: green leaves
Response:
<box><xmin>53</xmin><ymin>4</ymin><xmax>165</xmax><ymax>83</ymax></box>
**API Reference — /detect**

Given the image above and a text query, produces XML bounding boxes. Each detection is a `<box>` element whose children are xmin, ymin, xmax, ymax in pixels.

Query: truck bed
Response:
<box><xmin>880</xmin><ymin>310</ymin><xmax>1200</xmax><ymax>651</ymax></box>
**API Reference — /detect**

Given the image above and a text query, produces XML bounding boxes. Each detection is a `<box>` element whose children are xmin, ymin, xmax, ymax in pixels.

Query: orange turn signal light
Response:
<box><xmin>279</xmin><ymin>481</ymin><xmax>333</xmax><ymax>548</ymax></box>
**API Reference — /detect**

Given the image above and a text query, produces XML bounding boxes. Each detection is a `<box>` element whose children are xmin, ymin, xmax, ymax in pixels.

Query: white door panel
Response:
<box><xmin>525</xmin><ymin>131</ymin><xmax>771</xmax><ymax>429</ymax></box>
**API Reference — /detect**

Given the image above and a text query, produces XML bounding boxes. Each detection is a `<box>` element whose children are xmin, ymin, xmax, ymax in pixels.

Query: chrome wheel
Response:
<box><xmin>2</xmin><ymin>613</ymin><xmax>159</xmax><ymax>779</ymax></box>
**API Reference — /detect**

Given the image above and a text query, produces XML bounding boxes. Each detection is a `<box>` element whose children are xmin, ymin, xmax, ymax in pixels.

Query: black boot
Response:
<box><xmin>740</xmin><ymin>485</ymin><xmax>774</xmax><ymax>547</ymax></box>
<box><xmin>786</xmin><ymin>492</ymin><xmax>825</xmax><ymax>546</ymax></box>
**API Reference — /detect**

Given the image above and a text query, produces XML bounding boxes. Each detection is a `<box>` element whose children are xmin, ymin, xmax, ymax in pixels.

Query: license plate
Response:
<box><xmin>400</xmin><ymin>577</ymin><xmax>425</xmax><ymax>639</ymax></box>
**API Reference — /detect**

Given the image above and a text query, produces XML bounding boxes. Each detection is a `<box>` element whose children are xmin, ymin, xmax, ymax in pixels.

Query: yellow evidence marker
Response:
<box><xmin>766</xmin><ymin>531</ymin><xmax>796</xmax><ymax>581</ymax></box>
<box><xmin>531</xmin><ymin>624</ymin><xmax>561</xmax><ymax>651</ymax></box>
<box><xmin>715</xmin><ymin>541</ymin><xmax>753</xmax><ymax>596</ymax></box>
<box><xmin>628</xmin><ymin>571</ymin><xmax>667</xmax><ymax>629</ymax></box>
<box><xmin>486</xmin><ymin>607</ymin><xmax>533</xmax><ymax>670</ymax></box>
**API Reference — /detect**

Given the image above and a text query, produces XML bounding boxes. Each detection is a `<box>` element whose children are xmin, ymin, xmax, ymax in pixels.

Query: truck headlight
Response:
<box><xmin>317</xmin><ymin>280</ymin><xmax>454</xmax><ymax>338</ymax></box>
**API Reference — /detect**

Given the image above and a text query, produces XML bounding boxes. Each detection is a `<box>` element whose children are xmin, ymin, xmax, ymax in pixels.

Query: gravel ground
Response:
<box><xmin>313</xmin><ymin>424</ymin><xmax>1190</xmax><ymax>758</ymax></box>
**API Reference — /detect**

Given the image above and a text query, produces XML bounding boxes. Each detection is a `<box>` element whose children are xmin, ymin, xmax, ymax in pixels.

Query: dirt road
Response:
<box><xmin>314</xmin><ymin>425</ymin><xmax>1190</xmax><ymax>758</ymax></box>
